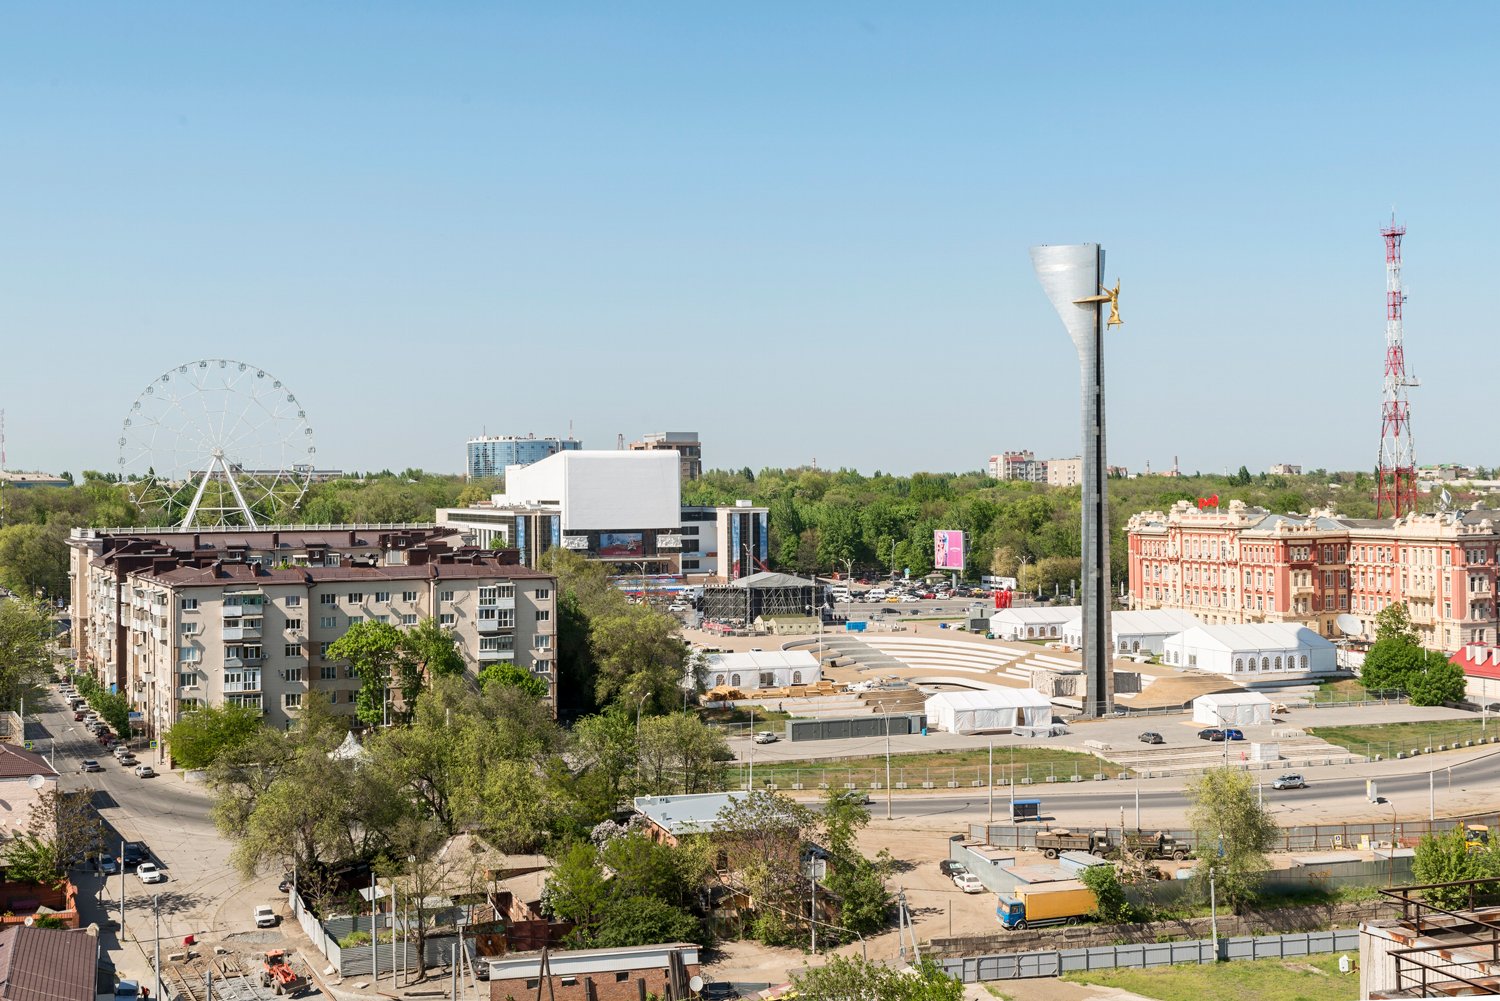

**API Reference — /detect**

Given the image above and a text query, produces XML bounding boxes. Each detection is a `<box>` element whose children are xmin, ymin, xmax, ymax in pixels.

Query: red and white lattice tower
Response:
<box><xmin>1376</xmin><ymin>217</ymin><xmax>1419</xmax><ymax>517</ymax></box>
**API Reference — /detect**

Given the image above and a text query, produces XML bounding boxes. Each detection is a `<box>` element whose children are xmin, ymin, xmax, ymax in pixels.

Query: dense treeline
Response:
<box><xmin>685</xmin><ymin>465</ymin><xmax>1392</xmax><ymax>586</ymax></box>
<box><xmin>0</xmin><ymin>462</ymin><xmax>1452</xmax><ymax>600</ymax></box>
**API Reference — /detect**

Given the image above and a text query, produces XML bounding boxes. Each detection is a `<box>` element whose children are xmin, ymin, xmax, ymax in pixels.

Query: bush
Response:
<box><xmin>1081</xmin><ymin>864</ymin><xmax>1134</xmax><ymax>924</ymax></box>
<box><xmin>338</xmin><ymin>930</ymin><xmax>372</xmax><ymax>948</ymax></box>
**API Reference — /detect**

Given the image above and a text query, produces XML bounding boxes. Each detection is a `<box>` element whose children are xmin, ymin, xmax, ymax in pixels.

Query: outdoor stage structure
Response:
<box><xmin>1030</xmin><ymin>243</ymin><xmax>1116</xmax><ymax>717</ymax></box>
<box><xmin>700</xmin><ymin>571</ymin><xmax>822</xmax><ymax>628</ymax></box>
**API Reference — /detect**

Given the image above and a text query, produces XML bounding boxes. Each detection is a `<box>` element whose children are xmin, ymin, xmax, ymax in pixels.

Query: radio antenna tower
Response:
<box><xmin>1376</xmin><ymin>216</ymin><xmax>1419</xmax><ymax>517</ymax></box>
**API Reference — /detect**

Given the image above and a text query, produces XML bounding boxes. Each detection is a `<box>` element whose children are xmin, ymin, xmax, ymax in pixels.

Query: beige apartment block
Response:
<box><xmin>68</xmin><ymin>526</ymin><xmax>557</xmax><ymax>761</ymax></box>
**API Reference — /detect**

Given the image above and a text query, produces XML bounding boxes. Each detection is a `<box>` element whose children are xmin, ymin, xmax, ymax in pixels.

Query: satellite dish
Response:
<box><xmin>22</xmin><ymin>917</ymin><xmax>32</xmax><ymax>927</ymax></box>
<box><xmin>689</xmin><ymin>975</ymin><xmax>704</xmax><ymax>993</ymax></box>
<box><xmin>26</xmin><ymin>775</ymin><xmax>45</xmax><ymax>790</ymax></box>
<box><xmin>1335</xmin><ymin>613</ymin><xmax>1361</xmax><ymax>637</ymax></box>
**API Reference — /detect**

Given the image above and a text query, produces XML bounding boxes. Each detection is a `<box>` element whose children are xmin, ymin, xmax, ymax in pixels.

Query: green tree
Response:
<box><xmin>0</xmin><ymin>523</ymin><xmax>69</xmax><ymax>597</ymax></box>
<box><xmin>1375</xmin><ymin>602</ymin><xmax>1419</xmax><ymax>643</ymax></box>
<box><xmin>1</xmin><ymin>834</ymin><xmax>60</xmax><ymax>884</ymax></box>
<box><xmin>714</xmin><ymin>791</ymin><xmax>814</xmax><ymax>939</ymax></box>
<box><xmin>0</xmin><ymin>597</ymin><xmax>56</xmax><ymax>711</ymax></box>
<box><xmin>592</xmin><ymin>894</ymin><xmax>701</xmax><ymax>948</ymax></box>
<box><xmin>590</xmin><ymin>606</ymin><xmax>689</xmax><ymax>711</ymax></box>
<box><xmin>1408</xmin><ymin>650</ymin><xmax>1467</xmax><ymax>707</ymax></box>
<box><xmin>326</xmin><ymin>620</ymin><xmax>412</xmax><ymax>726</ymax></box>
<box><xmin>791</xmin><ymin>957</ymin><xmax>962</xmax><ymax>1001</ymax></box>
<box><xmin>478</xmin><ymin>661</ymin><xmax>549</xmax><ymax>699</ymax></box>
<box><xmin>569</xmin><ymin>706</ymin><xmax>639</xmax><ymax>816</ymax></box>
<box><xmin>1080</xmin><ymin>863</ymin><xmax>1133</xmax><ymax>923</ymax></box>
<box><xmin>636</xmin><ymin>713</ymin><xmax>730</xmax><ymax>795</ymax></box>
<box><xmin>400</xmin><ymin>617</ymin><xmax>465</xmax><ymax>681</ymax></box>
<box><xmin>1413</xmin><ymin>827</ymin><xmax>1500</xmax><ymax>910</ymax></box>
<box><xmin>164</xmin><ymin>703</ymin><xmax>265</xmax><ymax>770</ymax></box>
<box><xmin>1185</xmin><ymin>767</ymin><xmax>1278</xmax><ymax>910</ymax></box>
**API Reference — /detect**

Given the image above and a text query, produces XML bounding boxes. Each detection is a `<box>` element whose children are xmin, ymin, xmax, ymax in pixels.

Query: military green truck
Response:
<box><xmin>1123</xmin><ymin>832</ymin><xmax>1192</xmax><ymax>862</ymax></box>
<box><xmin>1034</xmin><ymin>828</ymin><xmax>1112</xmax><ymax>859</ymax></box>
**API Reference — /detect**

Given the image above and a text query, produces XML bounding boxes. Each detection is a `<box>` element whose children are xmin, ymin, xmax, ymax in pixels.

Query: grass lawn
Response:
<box><xmin>734</xmin><ymin>745</ymin><xmax>1124</xmax><ymax>788</ymax></box>
<box><xmin>1062</xmin><ymin>955</ymin><xmax>1352</xmax><ymax>1001</ymax></box>
<box><xmin>1314</xmin><ymin>678</ymin><xmax>1368</xmax><ymax>699</ymax></box>
<box><xmin>1308</xmin><ymin>719</ymin><xmax>1499</xmax><ymax>758</ymax></box>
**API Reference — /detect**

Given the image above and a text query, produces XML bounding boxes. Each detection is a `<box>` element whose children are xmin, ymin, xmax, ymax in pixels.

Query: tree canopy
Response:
<box><xmin>1185</xmin><ymin>767</ymin><xmax>1279</xmax><ymax>910</ymax></box>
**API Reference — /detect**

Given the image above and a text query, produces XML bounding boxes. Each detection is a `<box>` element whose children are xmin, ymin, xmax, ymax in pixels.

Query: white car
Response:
<box><xmin>753</xmin><ymin>731</ymin><xmax>779</xmax><ymax>745</ymax></box>
<box><xmin>954</xmin><ymin>873</ymin><xmax>985</xmax><ymax>893</ymax></box>
<box><xmin>254</xmin><ymin>904</ymin><xmax>278</xmax><ymax>928</ymax></box>
<box><xmin>136</xmin><ymin>862</ymin><xmax>166</xmax><ymax>884</ymax></box>
<box><xmin>134</xmin><ymin>764</ymin><xmax>156</xmax><ymax>778</ymax></box>
<box><xmin>900</xmin><ymin>595</ymin><xmax>920</xmax><ymax>603</ymax></box>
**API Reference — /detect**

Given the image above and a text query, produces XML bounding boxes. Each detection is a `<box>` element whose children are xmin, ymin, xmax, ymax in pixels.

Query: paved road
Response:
<box><xmin>34</xmin><ymin>687</ymin><xmax>282</xmax><ymax>992</ymax></box>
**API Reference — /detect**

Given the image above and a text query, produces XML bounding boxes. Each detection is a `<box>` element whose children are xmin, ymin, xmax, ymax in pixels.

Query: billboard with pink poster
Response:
<box><xmin>933</xmin><ymin>530</ymin><xmax>965</xmax><ymax>571</ymax></box>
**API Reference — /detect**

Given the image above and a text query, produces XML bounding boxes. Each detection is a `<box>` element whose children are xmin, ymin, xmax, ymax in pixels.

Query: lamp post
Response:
<box><xmin>876</xmin><ymin>703</ymin><xmax>893</xmax><ymax>821</ymax></box>
<box><xmin>1386</xmin><ymin>797</ymin><xmax>1398</xmax><ymax>886</ymax></box>
<box><xmin>1209</xmin><ymin>866</ymin><xmax>1218</xmax><ymax>948</ymax></box>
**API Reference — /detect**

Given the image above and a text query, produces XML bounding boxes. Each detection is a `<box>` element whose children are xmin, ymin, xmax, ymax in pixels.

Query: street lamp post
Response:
<box><xmin>876</xmin><ymin>703</ymin><xmax>893</xmax><ymax>821</ymax></box>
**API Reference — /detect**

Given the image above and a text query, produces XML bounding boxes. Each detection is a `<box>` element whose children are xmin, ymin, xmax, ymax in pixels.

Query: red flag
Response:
<box><xmin>1209</xmin><ymin>493</ymin><xmax>1219</xmax><ymax>507</ymax></box>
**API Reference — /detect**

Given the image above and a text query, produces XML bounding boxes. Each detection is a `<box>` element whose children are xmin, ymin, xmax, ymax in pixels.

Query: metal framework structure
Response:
<box><xmin>701</xmin><ymin>575</ymin><xmax>817</xmax><ymax>625</ymax></box>
<box><xmin>117</xmin><ymin>360</ymin><xmax>316</xmax><ymax>528</ymax></box>
<box><xmin>1377</xmin><ymin>879</ymin><xmax>1500</xmax><ymax>996</ymax></box>
<box><xmin>1377</xmin><ymin>218</ymin><xmax>1420</xmax><ymax>518</ymax></box>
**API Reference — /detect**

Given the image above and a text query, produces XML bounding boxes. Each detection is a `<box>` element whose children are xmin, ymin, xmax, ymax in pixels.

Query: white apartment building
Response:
<box><xmin>988</xmin><ymin>451</ymin><xmax>1046</xmax><ymax>482</ymax></box>
<box><xmin>69</xmin><ymin>526</ymin><xmax>558</xmax><ymax>757</ymax></box>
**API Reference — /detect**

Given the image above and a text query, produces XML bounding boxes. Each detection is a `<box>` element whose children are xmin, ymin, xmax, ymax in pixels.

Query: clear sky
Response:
<box><xmin>3</xmin><ymin>3</ymin><xmax>1496</xmax><ymax>478</ymax></box>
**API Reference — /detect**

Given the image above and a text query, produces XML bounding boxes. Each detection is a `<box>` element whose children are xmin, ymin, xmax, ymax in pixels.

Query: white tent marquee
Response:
<box><xmin>1161</xmin><ymin>623</ymin><xmax>1336</xmax><ymax>677</ymax></box>
<box><xmin>988</xmin><ymin>606</ymin><xmax>1081</xmax><ymax>642</ymax></box>
<box><xmin>1063</xmin><ymin>609</ymin><xmax>1203</xmax><ymax>656</ymax></box>
<box><xmin>926</xmin><ymin>688</ymin><xmax>1052</xmax><ymax>734</ymax></box>
<box><xmin>1192</xmin><ymin>691</ymin><xmax>1273</xmax><ymax>726</ymax></box>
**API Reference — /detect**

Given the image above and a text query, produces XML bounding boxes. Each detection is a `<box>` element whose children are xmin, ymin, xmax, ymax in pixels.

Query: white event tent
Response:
<box><xmin>925</xmin><ymin>688</ymin><xmax>1052</xmax><ymax>734</ymax></box>
<box><xmin>1192</xmin><ymin>691</ymin><xmax>1274</xmax><ymax>726</ymax></box>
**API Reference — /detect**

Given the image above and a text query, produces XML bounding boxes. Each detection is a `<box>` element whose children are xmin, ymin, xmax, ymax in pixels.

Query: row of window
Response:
<box><xmin>182</xmin><ymin>586</ymin><xmax>548</xmax><ymax>612</ymax></box>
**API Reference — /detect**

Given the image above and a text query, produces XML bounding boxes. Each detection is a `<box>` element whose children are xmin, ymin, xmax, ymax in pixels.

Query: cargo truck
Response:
<box><xmin>997</xmin><ymin>880</ymin><xmax>1096</xmax><ymax>930</ymax></box>
<box><xmin>1034</xmin><ymin>828</ymin><xmax>1112</xmax><ymax>859</ymax></box>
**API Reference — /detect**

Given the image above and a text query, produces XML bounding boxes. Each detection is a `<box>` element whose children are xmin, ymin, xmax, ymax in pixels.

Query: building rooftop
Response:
<box><xmin>488</xmin><ymin>942</ymin><xmax>700</xmax><ymax>978</ymax></box>
<box><xmin>0</xmin><ymin>745</ymin><xmax>58</xmax><ymax>782</ymax></box>
<box><xmin>0</xmin><ymin>925</ymin><xmax>97</xmax><ymax>1001</ymax></box>
<box><xmin>632</xmin><ymin>792</ymin><xmax>748</xmax><ymax>838</ymax></box>
<box><xmin>146</xmin><ymin>555</ymin><xmax>553</xmax><ymax>588</ymax></box>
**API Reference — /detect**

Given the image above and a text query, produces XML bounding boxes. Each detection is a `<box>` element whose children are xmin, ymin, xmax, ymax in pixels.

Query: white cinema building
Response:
<box><xmin>1161</xmin><ymin>623</ymin><xmax>1337</xmax><ymax>677</ymax></box>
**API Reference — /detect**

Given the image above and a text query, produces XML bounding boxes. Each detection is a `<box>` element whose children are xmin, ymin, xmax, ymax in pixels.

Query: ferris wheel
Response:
<box><xmin>117</xmin><ymin>359</ymin><xmax>316</xmax><ymax>527</ymax></box>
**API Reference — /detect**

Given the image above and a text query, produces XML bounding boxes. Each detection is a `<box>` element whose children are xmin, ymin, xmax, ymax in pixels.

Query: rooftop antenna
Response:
<box><xmin>1376</xmin><ymin>213</ymin><xmax>1419</xmax><ymax>517</ymax></box>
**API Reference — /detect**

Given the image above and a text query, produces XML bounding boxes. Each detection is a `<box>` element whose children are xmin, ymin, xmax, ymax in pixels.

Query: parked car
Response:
<box><xmin>80</xmin><ymin>759</ymin><xmax>103</xmax><ymax>773</ymax></box>
<box><xmin>118</xmin><ymin>753</ymin><xmax>138</xmax><ymax>767</ymax></box>
<box><xmin>1271</xmin><ymin>773</ymin><xmax>1307</xmax><ymax>790</ymax></box>
<box><xmin>1138</xmin><ymin>731</ymin><xmax>1164</xmax><ymax>744</ymax></box>
<box><xmin>136</xmin><ymin>862</ymin><xmax>166</xmax><ymax>884</ymax></box>
<box><xmin>121</xmin><ymin>841</ymin><xmax>149</xmax><ymax>869</ymax></box>
<box><xmin>73</xmin><ymin>711</ymin><xmax>85</xmax><ymax>721</ymax></box>
<box><xmin>954</xmin><ymin>873</ymin><xmax>985</xmax><ymax>893</ymax></box>
<box><xmin>939</xmin><ymin>860</ymin><xmax>967</xmax><ymax>878</ymax></box>
<box><xmin>254</xmin><ymin>904</ymin><xmax>278</xmax><ymax>928</ymax></box>
<box><xmin>1197</xmin><ymin>728</ymin><xmax>1226</xmax><ymax>742</ymax></box>
<box><xmin>753</xmin><ymin>731</ymin><xmax>778</xmax><ymax>744</ymax></box>
<box><xmin>114</xmin><ymin>979</ymin><xmax>140</xmax><ymax>1000</ymax></box>
<box><xmin>134</xmin><ymin>764</ymin><xmax>156</xmax><ymax>778</ymax></box>
<box><xmin>1223</xmin><ymin>728</ymin><xmax>1245</xmax><ymax>741</ymax></box>
<box><xmin>98</xmin><ymin>856</ymin><xmax>120</xmax><ymax>876</ymax></box>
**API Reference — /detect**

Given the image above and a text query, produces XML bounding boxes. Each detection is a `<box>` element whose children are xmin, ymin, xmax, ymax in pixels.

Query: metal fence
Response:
<box><xmin>937</xmin><ymin>928</ymin><xmax>1360</xmax><ymax>982</ymax></box>
<box><xmin>971</xmin><ymin>813</ymin><xmax>1500</xmax><ymax>853</ymax></box>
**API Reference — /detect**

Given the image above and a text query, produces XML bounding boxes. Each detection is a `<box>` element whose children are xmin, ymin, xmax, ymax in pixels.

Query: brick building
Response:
<box><xmin>487</xmin><ymin>943</ymin><xmax>699</xmax><ymax>1001</ymax></box>
<box><xmin>1127</xmin><ymin>499</ymin><xmax>1500</xmax><ymax>652</ymax></box>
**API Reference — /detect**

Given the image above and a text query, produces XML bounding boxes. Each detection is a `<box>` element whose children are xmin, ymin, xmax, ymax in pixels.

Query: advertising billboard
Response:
<box><xmin>598</xmin><ymin>532</ymin><xmax>645</xmax><ymax>557</ymax></box>
<box><xmin>934</xmin><ymin>530</ymin><xmax>965</xmax><ymax>571</ymax></box>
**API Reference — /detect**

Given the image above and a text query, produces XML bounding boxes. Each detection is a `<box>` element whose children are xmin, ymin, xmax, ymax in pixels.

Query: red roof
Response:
<box><xmin>1450</xmin><ymin>644</ymin><xmax>1500</xmax><ymax>681</ymax></box>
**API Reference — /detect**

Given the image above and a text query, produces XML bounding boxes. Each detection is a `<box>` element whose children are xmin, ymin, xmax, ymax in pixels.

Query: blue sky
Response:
<box><xmin>3</xmin><ymin>3</ymin><xmax>1496</xmax><ymax>478</ymax></box>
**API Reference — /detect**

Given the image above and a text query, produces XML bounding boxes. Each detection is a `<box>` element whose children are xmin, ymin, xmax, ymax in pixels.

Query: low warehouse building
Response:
<box><xmin>1064</xmin><ymin>609</ymin><xmax>1203</xmax><ymax>656</ymax></box>
<box><xmin>926</xmin><ymin>688</ymin><xmax>1052</xmax><ymax>734</ymax></box>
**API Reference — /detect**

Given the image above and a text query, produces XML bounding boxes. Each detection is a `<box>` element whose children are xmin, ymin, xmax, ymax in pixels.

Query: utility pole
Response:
<box><xmin>152</xmin><ymin>894</ymin><xmax>162</xmax><ymax>1000</ymax></box>
<box><xmin>1209</xmin><ymin>867</ymin><xmax>1218</xmax><ymax>947</ymax></box>
<box><xmin>119</xmin><ymin>838</ymin><xmax>125</xmax><ymax>942</ymax></box>
<box><xmin>987</xmin><ymin>741</ymin><xmax>994</xmax><ymax>827</ymax></box>
<box><xmin>1429</xmin><ymin>770</ymin><xmax>1435</xmax><ymax>822</ymax></box>
<box><xmin>810</xmin><ymin>873</ymin><xmax>816</xmax><ymax>954</ymax></box>
<box><xmin>371</xmin><ymin>871</ymin><xmax>379</xmax><ymax>983</ymax></box>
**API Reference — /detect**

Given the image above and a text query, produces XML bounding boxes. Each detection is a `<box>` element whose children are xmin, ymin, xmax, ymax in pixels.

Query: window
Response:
<box><xmin>179</xmin><ymin>622</ymin><xmax>198</xmax><ymax>635</ymax></box>
<box><xmin>320</xmin><ymin>665</ymin><xmax>337</xmax><ymax>680</ymax></box>
<box><xmin>479</xmin><ymin>586</ymin><xmax>498</xmax><ymax>605</ymax></box>
<box><xmin>178</xmin><ymin>646</ymin><xmax>201</xmax><ymax>663</ymax></box>
<box><xmin>440</xmin><ymin>613</ymin><xmax>455</xmax><ymax>626</ymax></box>
<box><xmin>615</xmin><ymin>972</ymin><xmax>629</xmax><ymax>983</ymax></box>
<box><xmin>402</xmin><ymin>591</ymin><xmax>417</xmax><ymax>602</ymax></box>
<box><xmin>1234</xmin><ymin>657</ymin><xmax>1243</xmax><ymax>672</ymax></box>
<box><xmin>179</xmin><ymin>598</ymin><xmax>199</xmax><ymax>611</ymax></box>
<box><xmin>284</xmin><ymin>642</ymin><xmax>302</xmax><ymax>657</ymax></box>
<box><xmin>178</xmin><ymin>671</ymin><xmax>197</xmax><ymax>688</ymax></box>
<box><xmin>284</xmin><ymin>693</ymin><xmax>303</xmax><ymax>709</ymax></box>
<box><xmin>320</xmin><ymin>594</ymin><xmax>336</xmax><ymax>605</ymax></box>
<box><xmin>535</xmin><ymin>588</ymin><xmax>551</xmax><ymax>600</ymax></box>
<box><xmin>401</xmin><ymin>614</ymin><xmax>417</xmax><ymax>626</ymax></box>
<box><xmin>326</xmin><ymin>553</ymin><xmax>341</xmax><ymax>567</ymax></box>
<box><xmin>347</xmin><ymin>592</ymin><xmax>364</xmax><ymax>604</ymax></box>
<box><xmin>1300</xmin><ymin>655</ymin><xmax>1309</xmax><ymax>669</ymax></box>
<box><xmin>286</xmin><ymin>618</ymin><xmax>302</xmax><ymax>631</ymax></box>
<box><xmin>534</xmin><ymin>635</ymin><xmax>551</xmax><ymax>650</ymax></box>
<box><xmin>439</xmin><ymin>590</ymin><xmax>455</xmax><ymax>603</ymax></box>
<box><xmin>375</xmin><ymin>591</ymin><xmax>390</xmax><ymax>602</ymax></box>
<box><xmin>534</xmin><ymin>659</ymin><xmax>551</xmax><ymax>673</ymax></box>
<box><xmin>285</xmin><ymin>666</ymin><xmax>304</xmax><ymax>682</ymax></box>
<box><xmin>348</xmin><ymin>615</ymin><xmax>363</xmax><ymax>626</ymax></box>
<box><xmin>319</xmin><ymin>642</ymin><xmax>333</xmax><ymax>657</ymax></box>
<box><xmin>319</xmin><ymin>616</ymin><xmax>338</xmax><ymax>629</ymax></box>
<box><xmin>286</xmin><ymin>595</ymin><xmax>301</xmax><ymax>607</ymax></box>
<box><xmin>536</xmin><ymin>610</ymin><xmax>550</xmax><ymax>622</ymax></box>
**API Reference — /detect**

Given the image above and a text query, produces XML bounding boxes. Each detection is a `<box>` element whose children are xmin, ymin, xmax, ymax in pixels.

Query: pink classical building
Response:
<box><xmin>1126</xmin><ymin>499</ymin><xmax>1500</xmax><ymax>652</ymax></box>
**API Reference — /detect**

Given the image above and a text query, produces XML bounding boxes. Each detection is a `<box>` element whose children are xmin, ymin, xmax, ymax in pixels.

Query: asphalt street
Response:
<box><xmin>34</xmin><ymin>686</ymin><xmax>281</xmax><ymax>991</ymax></box>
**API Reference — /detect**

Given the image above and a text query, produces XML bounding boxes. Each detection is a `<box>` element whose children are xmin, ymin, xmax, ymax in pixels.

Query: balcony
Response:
<box><xmin>1291</xmin><ymin>581</ymin><xmax>1315</xmax><ymax>596</ymax></box>
<box><xmin>477</xmin><ymin>648</ymin><xmax>515</xmax><ymax>662</ymax></box>
<box><xmin>222</xmin><ymin>605</ymin><xmax>244</xmax><ymax>619</ymax></box>
<box><xmin>224</xmin><ymin>677</ymin><xmax>262</xmax><ymax>693</ymax></box>
<box><xmin>177</xmin><ymin>685</ymin><xmax>201</xmax><ymax>699</ymax></box>
<box><xmin>477</xmin><ymin>616</ymin><xmax>515</xmax><ymax>634</ymax></box>
<box><xmin>477</xmin><ymin>597</ymin><xmax>516</xmax><ymax>612</ymax></box>
<box><xmin>222</xmin><ymin>624</ymin><xmax>262</xmax><ymax>641</ymax></box>
<box><xmin>1406</xmin><ymin>579</ymin><xmax>1435</xmax><ymax>599</ymax></box>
